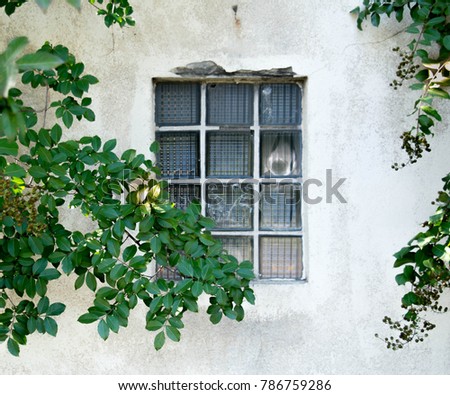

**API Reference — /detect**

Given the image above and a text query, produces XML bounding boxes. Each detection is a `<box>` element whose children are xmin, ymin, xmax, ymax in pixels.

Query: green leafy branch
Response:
<box><xmin>376</xmin><ymin>173</ymin><xmax>450</xmax><ymax>349</ymax></box>
<box><xmin>352</xmin><ymin>0</ymin><xmax>450</xmax><ymax>168</ymax></box>
<box><xmin>352</xmin><ymin>0</ymin><xmax>450</xmax><ymax>349</ymax></box>
<box><xmin>0</xmin><ymin>39</ymin><xmax>255</xmax><ymax>356</ymax></box>
<box><xmin>0</xmin><ymin>0</ymin><xmax>135</xmax><ymax>28</ymax></box>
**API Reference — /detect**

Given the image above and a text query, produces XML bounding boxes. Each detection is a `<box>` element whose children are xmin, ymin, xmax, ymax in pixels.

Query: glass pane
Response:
<box><xmin>260</xmin><ymin>83</ymin><xmax>301</xmax><ymax>125</ymax></box>
<box><xmin>260</xmin><ymin>184</ymin><xmax>301</xmax><ymax>230</ymax></box>
<box><xmin>220</xmin><ymin>237</ymin><xmax>253</xmax><ymax>263</ymax></box>
<box><xmin>206</xmin><ymin>183</ymin><xmax>254</xmax><ymax>230</ymax></box>
<box><xmin>206</xmin><ymin>131</ymin><xmax>253</xmax><ymax>177</ymax></box>
<box><xmin>207</xmin><ymin>84</ymin><xmax>253</xmax><ymax>125</ymax></box>
<box><xmin>261</xmin><ymin>130</ymin><xmax>301</xmax><ymax>177</ymax></box>
<box><xmin>259</xmin><ymin>237</ymin><xmax>302</xmax><ymax>279</ymax></box>
<box><xmin>155</xmin><ymin>82</ymin><xmax>200</xmax><ymax>126</ymax></box>
<box><xmin>168</xmin><ymin>184</ymin><xmax>200</xmax><ymax>210</ymax></box>
<box><xmin>156</xmin><ymin>132</ymin><xmax>199</xmax><ymax>178</ymax></box>
<box><xmin>156</xmin><ymin>266</ymin><xmax>182</xmax><ymax>281</ymax></box>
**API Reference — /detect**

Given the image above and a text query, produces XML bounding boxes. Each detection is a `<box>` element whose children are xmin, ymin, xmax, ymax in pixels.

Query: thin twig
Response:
<box><xmin>42</xmin><ymin>84</ymin><xmax>50</xmax><ymax>128</ymax></box>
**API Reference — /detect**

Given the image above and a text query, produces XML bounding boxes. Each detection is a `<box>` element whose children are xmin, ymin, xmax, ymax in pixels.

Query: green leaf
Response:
<box><xmin>103</xmin><ymin>139</ymin><xmax>117</xmax><ymax>152</ymax></box>
<box><xmin>51</xmin><ymin>124</ymin><xmax>62</xmax><ymax>143</ymax></box>
<box><xmin>199</xmin><ymin>233</ymin><xmax>215</xmax><ymax>246</ymax></box>
<box><xmin>0</xmin><ymin>139</ymin><xmax>18</xmax><ymax>156</ymax></box>
<box><xmin>7</xmin><ymin>338</ymin><xmax>20</xmax><ymax>357</ymax></box>
<box><xmin>166</xmin><ymin>326</ymin><xmax>181</xmax><ymax>342</ymax></box>
<box><xmin>432</xmin><ymin>245</ymin><xmax>450</xmax><ymax>263</ymax></box>
<box><xmin>146</xmin><ymin>320</ymin><xmax>164</xmax><ymax>331</ymax></box>
<box><xmin>107</xmin><ymin>239</ymin><xmax>121</xmax><ymax>257</ymax></box>
<box><xmin>444</xmin><ymin>35</ymin><xmax>450</xmax><ymax>51</ymax></box>
<box><xmin>210</xmin><ymin>312</ymin><xmax>223</xmax><ymax>325</ymax></box>
<box><xmin>29</xmin><ymin>165</ymin><xmax>47</xmax><ymax>178</ymax></box>
<box><xmin>62</xmin><ymin>111</ymin><xmax>74</xmax><ymax>128</ymax></box>
<box><xmin>106</xmin><ymin>315</ymin><xmax>120</xmax><ymax>333</ymax></box>
<box><xmin>420</xmin><ymin>105</ymin><xmax>442</xmax><ymax>121</ymax></box>
<box><xmin>224</xmin><ymin>309</ymin><xmax>237</xmax><ymax>320</ymax></box>
<box><xmin>168</xmin><ymin>317</ymin><xmax>184</xmax><ymax>329</ymax></box>
<box><xmin>371</xmin><ymin>12</ymin><xmax>380</xmax><ymax>27</ymax></box>
<box><xmin>184</xmin><ymin>240</ymin><xmax>199</xmax><ymax>255</ymax></box>
<box><xmin>237</xmin><ymin>268</ymin><xmax>255</xmax><ymax>280</ymax></box>
<box><xmin>428</xmin><ymin>88</ymin><xmax>450</xmax><ymax>99</ymax></box>
<box><xmin>37</xmin><ymin>296</ymin><xmax>50</xmax><ymax>314</ymax></box>
<box><xmin>154</xmin><ymin>331</ymin><xmax>165</xmax><ymax>350</ymax></box>
<box><xmin>107</xmin><ymin>162</ymin><xmax>125</xmax><ymax>173</ymax></box>
<box><xmin>177</xmin><ymin>257</ymin><xmax>194</xmax><ymax>277</ymax></box>
<box><xmin>191</xmin><ymin>281</ymin><xmax>203</xmax><ymax>298</ymax></box>
<box><xmin>47</xmin><ymin>303</ymin><xmax>66</xmax><ymax>316</ymax></box>
<box><xmin>216</xmin><ymin>288</ymin><xmax>228</xmax><ymax>305</ymax></box>
<box><xmin>198</xmin><ymin>217</ymin><xmax>216</xmax><ymax>229</ymax></box>
<box><xmin>149</xmin><ymin>296</ymin><xmax>163</xmax><ymax>314</ymax></box>
<box><xmin>406</xmin><ymin>25</ymin><xmax>420</xmax><ymax>34</ymax></box>
<box><xmin>98</xmin><ymin>319</ymin><xmax>109</xmax><ymax>340</ymax></box>
<box><xmin>150</xmin><ymin>141</ymin><xmax>160</xmax><ymax>153</ymax></box>
<box><xmin>39</xmin><ymin>269</ymin><xmax>61</xmax><ymax>281</ymax></box>
<box><xmin>28</xmin><ymin>236</ymin><xmax>44</xmax><ymax>255</ymax></box>
<box><xmin>37</xmin><ymin>146</ymin><xmax>53</xmax><ymax>163</ymax></box>
<box><xmin>139</xmin><ymin>215</ymin><xmax>155</xmax><ymax>233</ymax></box>
<box><xmin>7</xmin><ymin>239</ymin><xmax>20</xmax><ymax>257</ymax></box>
<box><xmin>17</xmin><ymin>51</ymin><xmax>63</xmax><ymax>71</ymax></box>
<box><xmin>151</xmin><ymin>237</ymin><xmax>162</xmax><ymax>254</ymax></box>
<box><xmin>4</xmin><ymin>164</ymin><xmax>26</xmax><ymax>178</ymax></box>
<box><xmin>78</xmin><ymin>313</ymin><xmax>99</xmax><ymax>324</ymax></box>
<box><xmin>86</xmin><ymin>272</ymin><xmax>97</xmax><ymax>291</ymax></box>
<box><xmin>38</xmin><ymin>129</ymin><xmax>52</xmax><ymax>147</ymax></box>
<box><xmin>44</xmin><ymin>317</ymin><xmax>58</xmax><ymax>336</ymax></box>
<box><xmin>244</xmin><ymin>289</ymin><xmax>255</xmax><ymax>304</ymax></box>
<box><xmin>3</xmin><ymin>36</ymin><xmax>28</xmax><ymax>60</ymax></box>
<box><xmin>183</xmin><ymin>297</ymin><xmax>198</xmax><ymax>312</ymax></box>
<box><xmin>109</xmin><ymin>264</ymin><xmax>127</xmax><ymax>281</ymax></box>
<box><xmin>98</xmin><ymin>206</ymin><xmax>120</xmax><ymax>220</ymax></box>
<box><xmin>97</xmin><ymin>287</ymin><xmax>118</xmax><ymax>300</ymax></box>
<box><xmin>97</xmin><ymin>258</ymin><xmax>116</xmax><ymax>273</ymax></box>
<box><xmin>123</xmin><ymin>245</ymin><xmax>137</xmax><ymax>262</ymax></box>
<box><xmin>56</xmin><ymin>236</ymin><xmax>72</xmax><ymax>252</ymax></box>
<box><xmin>402</xmin><ymin>291</ymin><xmax>419</xmax><ymax>307</ymax></box>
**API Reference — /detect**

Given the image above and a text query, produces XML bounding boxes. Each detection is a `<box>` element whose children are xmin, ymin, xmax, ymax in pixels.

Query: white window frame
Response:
<box><xmin>153</xmin><ymin>77</ymin><xmax>305</xmax><ymax>281</ymax></box>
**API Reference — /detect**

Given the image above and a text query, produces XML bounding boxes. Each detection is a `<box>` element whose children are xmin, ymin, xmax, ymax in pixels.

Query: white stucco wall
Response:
<box><xmin>1</xmin><ymin>0</ymin><xmax>450</xmax><ymax>374</ymax></box>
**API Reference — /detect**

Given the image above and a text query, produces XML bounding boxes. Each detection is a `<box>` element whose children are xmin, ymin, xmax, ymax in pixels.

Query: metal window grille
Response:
<box><xmin>168</xmin><ymin>184</ymin><xmax>201</xmax><ymax>210</ymax></box>
<box><xmin>220</xmin><ymin>237</ymin><xmax>253</xmax><ymax>263</ymax></box>
<box><xmin>156</xmin><ymin>131</ymin><xmax>199</xmax><ymax>178</ymax></box>
<box><xmin>260</xmin><ymin>130</ymin><xmax>301</xmax><ymax>178</ymax></box>
<box><xmin>260</xmin><ymin>184</ymin><xmax>301</xmax><ymax>230</ymax></box>
<box><xmin>260</xmin><ymin>83</ymin><xmax>301</xmax><ymax>125</ymax></box>
<box><xmin>206</xmin><ymin>183</ymin><xmax>254</xmax><ymax>230</ymax></box>
<box><xmin>156</xmin><ymin>265</ymin><xmax>182</xmax><ymax>281</ymax></box>
<box><xmin>206</xmin><ymin>131</ymin><xmax>253</xmax><ymax>177</ymax></box>
<box><xmin>155</xmin><ymin>81</ymin><xmax>303</xmax><ymax>281</ymax></box>
<box><xmin>206</xmin><ymin>84</ymin><xmax>253</xmax><ymax>125</ymax></box>
<box><xmin>155</xmin><ymin>82</ymin><xmax>200</xmax><ymax>126</ymax></box>
<box><xmin>259</xmin><ymin>236</ymin><xmax>303</xmax><ymax>279</ymax></box>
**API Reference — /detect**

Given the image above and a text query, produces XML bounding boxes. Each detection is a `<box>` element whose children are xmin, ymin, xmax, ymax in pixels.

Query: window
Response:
<box><xmin>155</xmin><ymin>80</ymin><xmax>303</xmax><ymax>280</ymax></box>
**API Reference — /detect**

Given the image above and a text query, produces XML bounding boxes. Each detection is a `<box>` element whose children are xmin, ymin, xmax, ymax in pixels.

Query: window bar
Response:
<box><xmin>200</xmin><ymin>83</ymin><xmax>207</xmax><ymax>217</ymax></box>
<box><xmin>253</xmin><ymin>84</ymin><xmax>260</xmax><ymax>278</ymax></box>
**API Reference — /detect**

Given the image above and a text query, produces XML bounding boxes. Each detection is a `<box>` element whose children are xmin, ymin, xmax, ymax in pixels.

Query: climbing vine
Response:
<box><xmin>0</xmin><ymin>0</ymin><xmax>135</xmax><ymax>27</ymax></box>
<box><xmin>352</xmin><ymin>0</ymin><xmax>450</xmax><ymax>349</ymax></box>
<box><xmin>0</xmin><ymin>5</ymin><xmax>254</xmax><ymax>356</ymax></box>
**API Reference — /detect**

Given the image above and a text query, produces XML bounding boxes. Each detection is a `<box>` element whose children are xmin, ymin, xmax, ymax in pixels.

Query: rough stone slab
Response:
<box><xmin>171</xmin><ymin>61</ymin><xmax>294</xmax><ymax>77</ymax></box>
